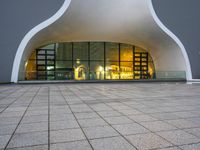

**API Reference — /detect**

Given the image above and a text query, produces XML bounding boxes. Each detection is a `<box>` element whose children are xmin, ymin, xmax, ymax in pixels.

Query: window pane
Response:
<box><xmin>37</xmin><ymin>60</ymin><xmax>45</xmax><ymax>65</ymax></box>
<box><xmin>56</xmin><ymin>61</ymin><xmax>72</xmax><ymax>69</ymax></box>
<box><xmin>37</xmin><ymin>76</ymin><xmax>46</xmax><ymax>80</ymax></box>
<box><xmin>38</xmin><ymin>71</ymin><xmax>46</xmax><ymax>76</ymax></box>
<box><xmin>120</xmin><ymin>62</ymin><xmax>133</xmax><ymax>79</ymax></box>
<box><xmin>135</xmin><ymin>53</ymin><xmax>140</xmax><ymax>57</ymax></box>
<box><xmin>26</xmin><ymin>59</ymin><xmax>36</xmax><ymax>80</ymax></box>
<box><xmin>46</xmin><ymin>50</ymin><xmax>55</xmax><ymax>55</ymax></box>
<box><xmin>47</xmin><ymin>55</ymin><xmax>54</xmax><ymax>60</ymax></box>
<box><xmin>47</xmin><ymin>60</ymin><xmax>54</xmax><ymax>65</ymax></box>
<box><xmin>106</xmin><ymin>43</ymin><xmax>119</xmax><ymax>61</ymax></box>
<box><xmin>142</xmin><ymin>53</ymin><xmax>148</xmax><ymax>57</ymax></box>
<box><xmin>90</xmin><ymin>61</ymin><xmax>104</xmax><ymax>80</ymax></box>
<box><xmin>47</xmin><ymin>76</ymin><xmax>55</xmax><ymax>80</ymax></box>
<box><xmin>47</xmin><ymin>71</ymin><xmax>54</xmax><ymax>76</ymax></box>
<box><xmin>46</xmin><ymin>66</ymin><xmax>54</xmax><ymax>71</ymax></box>
<box><xmin>40</xmin><ymin>44</ymin><xmax>55</xmax><ymax>50</ymax></box>
<box><xmin>135</xmin><ymin>58</ymin><xmax>140</xmax><ymax>61</ymax></box>
<box><xmin>37</xmin><ymin>50</ymin><xmax>45</xmax><ymax>54</ymax></box>
<box><xmin>55</xmin><ymin>61</ymin><xmax>74</xmax><ymax>80</ymax></box>
<box><xmin>56</xmin><ymin>43</ymin><xmax>72</xmax><ymax>60</ymax></box>
<box><xmin>73</xmin><ymin>42</ymin><xmax>88</xmax><ymax>60</ymax></box>
<box><xmin>37</xmin><ymin>55</ymin><xmax>45</xmax><ymax>59</ymax></box>
<box><xmin>148</xmin><ymin>62</ymin><xmax>155</xmax><ymax>79</ymax></box>
<box><xmin>90</xmin><ymin>42</ymin><xmax>104</xmax><ymax>60</ymax></box>
<box><xmin>105</xmin><ymin>61</ymin><xmax>119</xmax><ymax>79</ymax></box>
<box><xmin>73</xmin><ymin>61</ymin><xmax>89</xmax><ymax>80</ymax></box>
<box><xmin>120</xmin><ymin>44</ymin><xmax>133</xmax><ymax>61</ymax></box>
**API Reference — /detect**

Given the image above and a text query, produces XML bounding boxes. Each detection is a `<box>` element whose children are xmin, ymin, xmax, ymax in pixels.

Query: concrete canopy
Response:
<box><xmin>12</xmin><ymin>0</ymin><xmax>192</xmax><ymax>82</ymax></box>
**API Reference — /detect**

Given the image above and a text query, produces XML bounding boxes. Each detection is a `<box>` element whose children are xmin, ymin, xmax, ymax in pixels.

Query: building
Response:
<box><xmin>0</xmin><ymin>0</ymin><xmax>200</xmax><ymax>83</ymax></box>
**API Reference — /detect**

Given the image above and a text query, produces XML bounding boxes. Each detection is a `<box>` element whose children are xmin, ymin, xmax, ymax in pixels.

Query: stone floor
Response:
<box><xmin>0</xmin><ymin>82</ymin><xmax>200</xmax><ymax>150</ymax></box>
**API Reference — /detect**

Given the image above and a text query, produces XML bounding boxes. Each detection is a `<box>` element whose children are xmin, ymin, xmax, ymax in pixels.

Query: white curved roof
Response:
<box><xmin>12</xmin><ymin>0</ymin><xmax>192</xmax><ymax>82</ymax></box>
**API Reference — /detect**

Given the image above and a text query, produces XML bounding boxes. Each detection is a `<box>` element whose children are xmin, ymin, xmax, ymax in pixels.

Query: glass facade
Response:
<box><xmin>25</xmin><ymin>42</ymin><xmax>155</xmax><ymax>81</ymax></box>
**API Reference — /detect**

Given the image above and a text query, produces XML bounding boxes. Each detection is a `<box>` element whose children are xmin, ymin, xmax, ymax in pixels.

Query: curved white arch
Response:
<box><xmin>148</xmin><ymin>0</ymin><xmax>192</xmax><ymax>80</ymax></box>
<box><xmin>11</xmin><ymin>0</ymin><xmax>71</xmax><ymax>83</ymax></box>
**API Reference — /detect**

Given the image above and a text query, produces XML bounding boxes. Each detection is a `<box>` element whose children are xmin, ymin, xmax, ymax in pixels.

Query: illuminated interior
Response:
<box><xmin>25</xmin><ymin>42</ymin><xmax>155</xmax><ymax>80</ymax></box>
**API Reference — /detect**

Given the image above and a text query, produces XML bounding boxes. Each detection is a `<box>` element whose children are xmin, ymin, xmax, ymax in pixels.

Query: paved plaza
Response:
<box><xmin>0</xmin><ymin>83</ymin><xmax>200</xmax><ymax>150</ymax></box>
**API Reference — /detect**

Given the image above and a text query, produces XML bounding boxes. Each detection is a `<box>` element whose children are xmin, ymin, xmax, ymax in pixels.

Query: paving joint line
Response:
<box><xmin>102</xmin><ymin>101</ymin><xmax>178</xmax><ymax>149</ymax></box>
<box><xmin>58</xmin><ymin>86</ymin><xmax>95</xmax><ymax>150</ymax></box>
<box><xmin>48</xmin><ymin>86</ymin><xmax>50</xmax><ymax>150</ymax></box>
<box><xmin>68</xmin><ymin>87</ymin><xmax>139</xmax><ymax>150</ymax></box>
<box><xmin>3</xmin><ymin>86</ymin><xmax>41</xmax><ymax>150</ymax></box>
<box><xmin>0</xmin><ymin>87</ymin><xmax>30</xmax><ymax>113</ymax></box>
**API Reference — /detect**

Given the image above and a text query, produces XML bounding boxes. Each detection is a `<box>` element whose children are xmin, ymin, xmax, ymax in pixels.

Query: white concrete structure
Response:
<box><xmin>11</xmin><ymin>0</ymin><xmax>192</xmax><ymax>82</ymax></box>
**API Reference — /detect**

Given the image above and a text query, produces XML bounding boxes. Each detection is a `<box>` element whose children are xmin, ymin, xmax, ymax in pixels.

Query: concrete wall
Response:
<box><xmin>0</xmin><ymin>0</ymin><xmax>64</xmax><ymax>82</ymax></box>
<box><xmin>152</xmin><ymin>0</ymin><xmax>200</xmax><ymax>79</ymax></box>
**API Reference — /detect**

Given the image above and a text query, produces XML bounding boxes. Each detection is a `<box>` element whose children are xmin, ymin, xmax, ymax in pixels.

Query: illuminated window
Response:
<box><xmin>120</xmin><ymin>44</ymin><xmax>133</xmax><ymax>61</ymax></box>
<box><xmin>25</xmin><ymin>42</ymin><xmax>155</xmax><ymax>81</ymax></box>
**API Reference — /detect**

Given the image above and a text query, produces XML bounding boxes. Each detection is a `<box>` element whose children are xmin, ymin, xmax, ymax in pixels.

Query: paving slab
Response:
<box><xmin>140</xmin><ymin>120</ymin><xmax>178</xmax><ymax>132</ymax></box>
<box><xmin>184</xmin><ymin>127</ymin><xmax>200</xmax><ymax>138</ymax></box>
<box><xmin>21</xmin><ymin>115</ymin><xmax>48</xmax><ymax>124</ymax></box>
<box><xmin>180</xmin><ymin>143</ymin><xmax>200</xmax><ymax>150</ymax></box>
<box><xmin>15</xmin><ymin>122</ymin><xmax>48</xmax><ymax>133</ymax></box>
<box><xmin>83</xmin><ymin>125</ymin><xmax>119</xmax><ymax>139</ymax></box>
<box><xmin>128</xmin><ymin>114</ymin><xmax>158</xmax><ymax>122</ymax></box>
<box><xmin>90</xmin><ymin>136</ymin><xmax>136</xmax><ymax>150</ymax></box>
<box><xmin>0</xmin><ymin>135</ymin><xmax>11</xmax><ymax>149</ymax></box>
<box><xmin>50</xmin><ymin>113</ymin><xmax>75</xmax><ymax>122</ymax></box>
<box><xmin>50</xmin><ymin>120</ymin><xmax>79</xmax><ymax>130</ymax></box>
<box><xmin>97</xmin><ymin>110</ymin><xmax>122</xmax><ymax>117</ymax></box>
<box><xmin>0</xmin><ymin>124</ymin><xmax>17</xmax><ymax>135</ymax></box>
<box><xmin>89</xmin><ymin>104</ymin><xmax>113</xmax><ymax>111</ymax></box>
<box><xmin>7</xmin><ymin>131</ymin><xmax>48</xmax><ymax>149</ymax></box>
<box><xmin>50</xmin><ymin>140</ymin><xmax>92</xmax><ymax>150</ymax></box>
<box><xmin>166</xmin><ymin>119</ymin><xmax>200</xmax><ymax>129</ymax></box>
<box><xmin>74</xmin><ymin>112</ymin><xmax>99</xmax><ymax>119</ymax></box>
<box><xmin>78</xmin><ymin>118</ymin><xmax>108</xmax><ymax>127</ymax></box>
<box><xmin>125</xmin><ymin>133</ymin><xmax>172</xmax><ymax>150</ymax></box>
<box><xmin>6</xmin><ymin>145</ymin><xmax>48</xmax><ymax>150</ymax></box>
<box><xmin>113</xmin><ymin>123</ymin><xmax>149</xmax><ymax>135</ymax></box>
<box><xmin>50</xmin><ymin>128</ymin><xmax>86</xmax><ymax>143</ymax></box>
<box><xmin>157</xmin><ymin>130</ymin><xmax>200</xmax><ymax>145</ymax></box>
<box><xmin>157</xmin><ymin>147</ymin><xmax>181</xmax><ymax>150</ymax></box>
<box><xmin>104</xmin><ymin>116</ymin><xmax>134</xmax><ymax>125</ymax></box>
